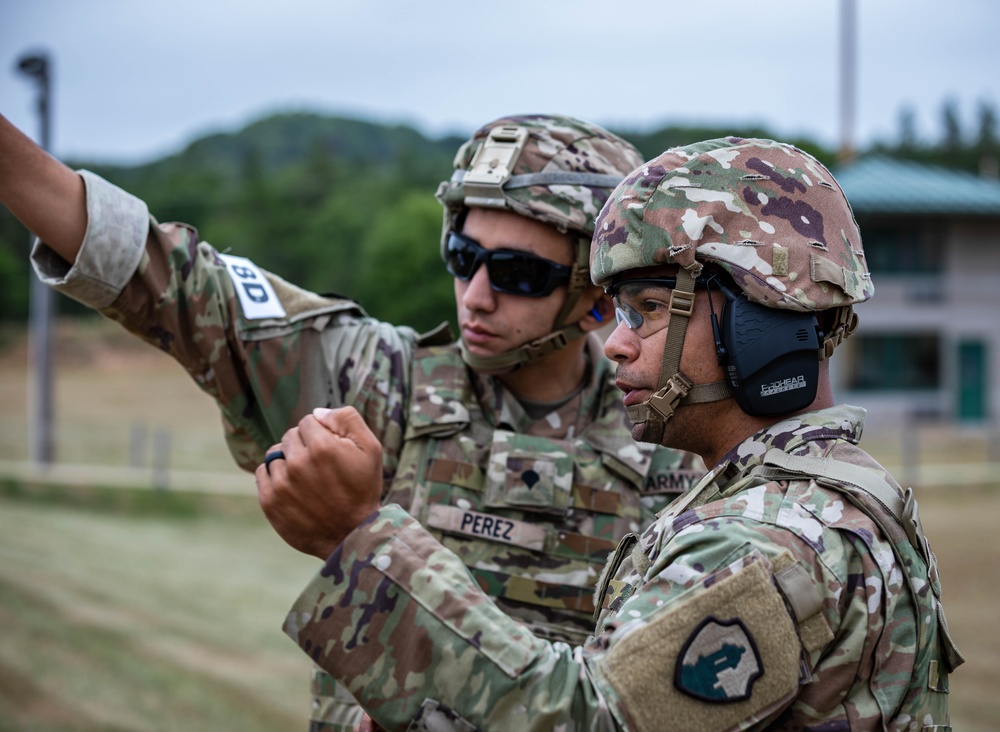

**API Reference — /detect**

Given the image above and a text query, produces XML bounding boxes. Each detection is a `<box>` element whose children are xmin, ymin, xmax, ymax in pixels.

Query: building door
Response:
<box><xmin>957</xmin><ymin>340</ymin><xmax>988</xmax><ymax>421</ymax></box>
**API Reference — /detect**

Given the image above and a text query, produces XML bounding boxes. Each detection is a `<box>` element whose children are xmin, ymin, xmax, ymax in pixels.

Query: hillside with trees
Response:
<box><xmin>1</xmin><ymin>101</ymin><xmax>996</xmax><ymax>334</ymax></box>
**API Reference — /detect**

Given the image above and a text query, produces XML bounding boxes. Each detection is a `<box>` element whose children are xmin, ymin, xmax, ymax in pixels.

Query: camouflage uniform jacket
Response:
<box><xmin>285</xmin><ymin>404</ymin><xmax>962</xmax><ymax>731</ymax></box>
<box><xmin>399</xmin><ymin>341</ymin><xmax>712</xmax><ymax>634</ymax></box>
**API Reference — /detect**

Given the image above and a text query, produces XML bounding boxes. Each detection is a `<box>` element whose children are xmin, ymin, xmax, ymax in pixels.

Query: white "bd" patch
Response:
<box><xmin>219</xmin><ymin>254</ymin><xmax>286</xmax><ymax>320</ymax></box>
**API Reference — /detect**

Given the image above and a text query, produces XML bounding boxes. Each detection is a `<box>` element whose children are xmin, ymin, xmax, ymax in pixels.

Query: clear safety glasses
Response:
<box><xmin>445</xmin><ymin>231</ymin><xmax>572</xmax><ymax>298</ymax></box>
<box><xmin>606</xmin><ymin>276</ymin><xmax>714</xmax><ymax>338</ymax></box>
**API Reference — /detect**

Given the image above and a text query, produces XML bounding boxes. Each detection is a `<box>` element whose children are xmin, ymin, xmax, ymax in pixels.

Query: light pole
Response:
<box><xmin>16</xmin><ymin>51</ymin><xmax>56</xmax><ymax>467</ymax></box>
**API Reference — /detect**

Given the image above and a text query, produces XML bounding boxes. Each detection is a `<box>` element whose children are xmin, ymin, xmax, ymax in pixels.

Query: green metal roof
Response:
<box><xmin>833</xmin><ymin>155</ymin><xmax>1000</xmax><ymax>216</ymax></box>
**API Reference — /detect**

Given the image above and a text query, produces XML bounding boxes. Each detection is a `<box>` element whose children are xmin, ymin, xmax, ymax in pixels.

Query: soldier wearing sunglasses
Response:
<box><xmin>0</xmin><ymin>112</ymin><xmax>702</xmax><ymax>731</ymax></box>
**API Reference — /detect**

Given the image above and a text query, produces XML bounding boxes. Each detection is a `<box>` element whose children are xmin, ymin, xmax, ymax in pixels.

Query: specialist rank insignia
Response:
<box><xmin>675</xmin><ymin>616</ymin><xmax>763</xmax><ymax>703</ymax></box>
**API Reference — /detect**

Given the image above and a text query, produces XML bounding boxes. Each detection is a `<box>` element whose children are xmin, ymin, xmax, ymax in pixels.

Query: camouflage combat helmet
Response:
<box><xmin>592</xmin><ymin>137</ymin><xmax>873</xmax><ymax>440</ymax></box>
<box><xmin>437</xmin><ymin>114</ymin><xmax>644</xmax><ymax>373</ymax></box>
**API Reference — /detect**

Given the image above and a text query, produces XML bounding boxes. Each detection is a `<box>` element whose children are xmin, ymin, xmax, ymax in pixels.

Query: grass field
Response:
<box><xmin>0</xmin><ymin>488</ymin><xmax>316</xmax><ymax>731</ymax></box>
<box><xmin>1</xmin><ymin>319</ymin><xmax>998</xmax><ymax>729</ymax></box>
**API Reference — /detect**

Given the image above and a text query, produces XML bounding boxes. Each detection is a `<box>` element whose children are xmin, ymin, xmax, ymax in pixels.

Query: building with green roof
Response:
<box><xmin>833</xmin><ymin>155</ymin><xmax>1000</xmax><ymax>426</ymax></box>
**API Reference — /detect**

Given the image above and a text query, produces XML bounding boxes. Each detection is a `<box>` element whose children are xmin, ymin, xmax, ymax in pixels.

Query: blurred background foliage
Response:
<box><xmin>1</xmin><ymin>100</ymin><xmax>997</xmax><ymax>334</ymax></box>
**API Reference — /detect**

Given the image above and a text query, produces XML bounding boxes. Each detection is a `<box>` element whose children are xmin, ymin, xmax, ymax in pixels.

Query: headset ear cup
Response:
<box><xmin>721</xmin><ymin>294</ymin><xmax>821</xmax><ymax>417</ymax></box>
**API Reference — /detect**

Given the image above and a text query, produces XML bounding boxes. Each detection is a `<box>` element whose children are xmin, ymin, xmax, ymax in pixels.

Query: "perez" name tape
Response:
<box><xmin>426</xmin><ymin>504</ymin><xmax>546</xmax><ymax>551</ymax></box>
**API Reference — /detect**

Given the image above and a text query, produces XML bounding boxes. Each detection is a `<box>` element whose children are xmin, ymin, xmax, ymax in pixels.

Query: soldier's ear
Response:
<box><xmin>581</xmin><ymin>293</ymin><xmax>615</xmax><ymax>333</ymax></box>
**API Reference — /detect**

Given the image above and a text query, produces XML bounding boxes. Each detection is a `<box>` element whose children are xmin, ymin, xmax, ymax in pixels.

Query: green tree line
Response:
<box><xmin>1</xmin><ymin>103</ymin><xmax>996</xmax><ymax>335</ymax></box>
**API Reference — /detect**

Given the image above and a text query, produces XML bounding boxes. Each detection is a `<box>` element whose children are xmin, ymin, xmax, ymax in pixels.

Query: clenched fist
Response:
<box><xmin>256</xmin><ymin>406</ymin><xmax>383</xmax><ymax>559</ymax></box>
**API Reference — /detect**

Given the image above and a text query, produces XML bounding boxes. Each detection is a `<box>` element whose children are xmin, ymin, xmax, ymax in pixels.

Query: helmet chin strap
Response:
<box><xmin>458</xmin><ymin>238</ymin><xmax>592</xmax><ymax>375</ymax></box>
<box><xmin>624</xmin><ymin>266</ymin><xmax>732</xmax><ymax>445</ymax></box>
<box><xmin>459</xmin><ymin>322</ymin><xmax>586</xmax><ymax>374</ymax></box>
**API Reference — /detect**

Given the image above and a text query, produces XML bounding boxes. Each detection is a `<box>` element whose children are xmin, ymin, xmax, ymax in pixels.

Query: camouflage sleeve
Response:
<box><xmin>286</xmin><ymin>504</ymin><xmax>625</xmax><ymax>731</ymax></box>
<box><xmin>30</xmin><ymin>171</ymin><xmax>417</xmax><ymax>473</ymax></box>
<box><xmin>30</xmin><ymin>170</ymin><xmax>149</xmax><ymax>308</ymax></box>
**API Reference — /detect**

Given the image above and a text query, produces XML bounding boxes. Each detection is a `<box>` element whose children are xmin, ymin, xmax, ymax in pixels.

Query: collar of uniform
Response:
<box><xmin>718</xmin><ymin>405</ymin><xmax>868</xmax><ymax>482</ymax></box>
<box><xmin>404</xmin><ymin>345</ymin><xmax>475</xmax><ymax>439</ymax></box>
<box><xmin>662</xmin><ymin>460</ymin><xmax>733</xmax><ymax>515</ymax></box>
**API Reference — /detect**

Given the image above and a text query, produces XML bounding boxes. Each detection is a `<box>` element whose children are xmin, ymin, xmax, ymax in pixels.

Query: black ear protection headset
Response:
<box><xmin>706</xmin><ymin>273</ymin><xmax>824</xmax><ymax>417</ymax></box>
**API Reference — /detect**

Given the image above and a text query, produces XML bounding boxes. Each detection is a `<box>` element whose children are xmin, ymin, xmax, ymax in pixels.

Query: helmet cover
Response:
<box><xmin>591</xmin><ymin>137</ymin><xmax>873</xmax><ymax>312</ymax></box>
<box><xmin>438</xmin><ymin>114</ymin><xmax>644</xmax><ymax>244</ymax></box>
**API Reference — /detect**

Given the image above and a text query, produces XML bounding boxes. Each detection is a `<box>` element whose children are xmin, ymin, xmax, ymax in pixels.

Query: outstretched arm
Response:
<box><xmin>0</xmin><ymin>113</ymin><xmax>86</xmax><ymax>263</ymax></box>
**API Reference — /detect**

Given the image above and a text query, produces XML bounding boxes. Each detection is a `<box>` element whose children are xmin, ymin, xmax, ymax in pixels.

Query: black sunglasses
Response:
<box><xmin>445</xmin><ymin>231</ymin><xmax>572</xmax><ymax>297</ymax></box>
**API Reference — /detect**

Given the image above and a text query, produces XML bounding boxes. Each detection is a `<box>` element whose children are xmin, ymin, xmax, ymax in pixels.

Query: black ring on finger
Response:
<box><xmin>264</xmin><ymin>450</ymin><xmax>286</xmax><ymax>474</ymax></box>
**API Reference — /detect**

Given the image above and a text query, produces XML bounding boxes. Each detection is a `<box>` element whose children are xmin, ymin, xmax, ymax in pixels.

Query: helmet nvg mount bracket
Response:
<box><xmin>461</xmin><ymin>125</ymin><xmax>528</xmax><ymax>210</ymax></box>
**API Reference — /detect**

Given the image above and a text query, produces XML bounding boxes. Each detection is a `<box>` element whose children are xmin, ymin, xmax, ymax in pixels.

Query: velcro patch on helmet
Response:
<box><xmin>599</xmin><ymin>557</ymin><xmax>799</xmax><ymax>731</ymax></box>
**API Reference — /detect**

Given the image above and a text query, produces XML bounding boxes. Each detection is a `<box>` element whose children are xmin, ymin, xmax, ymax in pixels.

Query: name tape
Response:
<box><xmin>426</xmin><ymin>504</ymin><xmax>546</xmax><ymax>551</ymax></box>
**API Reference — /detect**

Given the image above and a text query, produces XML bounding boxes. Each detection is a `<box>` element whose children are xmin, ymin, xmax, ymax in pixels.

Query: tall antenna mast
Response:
<box><xmin>839</xmin><ymin>0</ymin><xmax>857</xmax><ymax>164</ymax></box>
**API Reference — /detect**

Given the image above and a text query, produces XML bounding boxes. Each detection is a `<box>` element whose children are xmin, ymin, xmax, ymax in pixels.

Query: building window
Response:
<box><xmin>861</xmin><ymin>219</ymin><xmax>945</xmax><ymax>275</ymax></box>
<box><xmin>847</xmin><ymin>334</ymin><xmax>941</xmax><ymax>391</ymax></box>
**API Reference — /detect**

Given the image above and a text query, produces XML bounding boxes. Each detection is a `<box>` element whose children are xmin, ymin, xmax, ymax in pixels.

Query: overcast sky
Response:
<box><xmin>2</xmin><ymin>0</ymin><xmax>998</xmax><ymax>164</ymax></box>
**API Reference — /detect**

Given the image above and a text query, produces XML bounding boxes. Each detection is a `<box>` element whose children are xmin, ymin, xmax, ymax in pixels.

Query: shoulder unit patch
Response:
<box><xmin>600</xmin><ymin>555</ymin><xmax>801</xmax><ymax>732</ymax></box>
<box><xmin>675</xmin><ymin>616</ymin><xmax>763</xmax><ymax>703</ymax></box>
